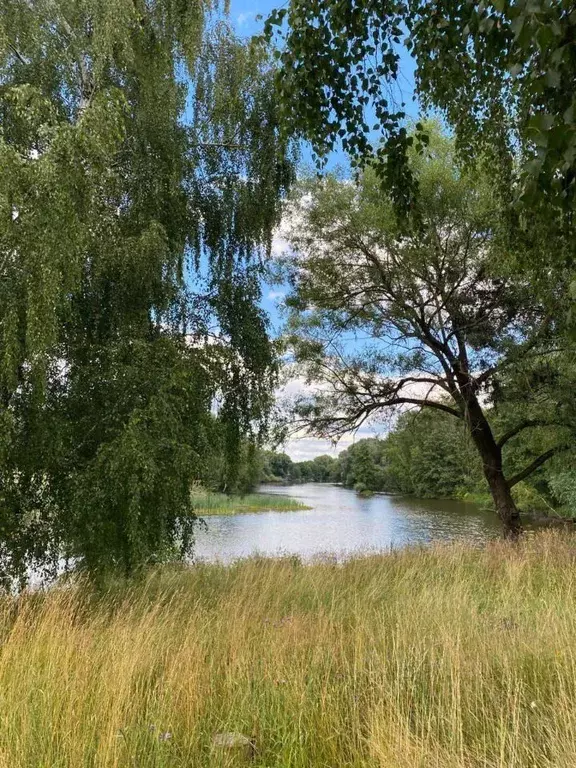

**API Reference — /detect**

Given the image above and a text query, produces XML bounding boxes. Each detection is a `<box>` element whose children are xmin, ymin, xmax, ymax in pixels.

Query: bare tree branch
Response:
<box><xmin>385</xmin><ymin>397</ymin><xmax>461</xmax><ymax>418</ymax></box>
<box><xmin>8</xmin><ymin>42</ymin><xmax>28</xmax><ymax>66</ymax></box>
<box><xmin>508</xmin><ymin>446</ymin><xmax>570</xmax><ymax>488</ymax></box>
<box><xmin>497</xmin><ymin>419</ymin><xmax>544</xmax><ymax>449</ymax></box>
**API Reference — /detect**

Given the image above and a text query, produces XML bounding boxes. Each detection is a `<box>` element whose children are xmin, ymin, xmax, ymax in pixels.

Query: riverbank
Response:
<box><xmin>344</xmin><ymin>485</ymin><xmax>575</xmax><ymax>524</ymax></box>
<box><xmin>458</xmin><ymin>490</ymin><xmax>576</xmax><ymax>524</ymax></box>
<box><xmin>4</xmin><ymin>531</ymin><xmax>576</xmax><ymax>767</ymax></box>
<box><xmin>191</xmin><ymin>490</ymin><xmax>310</xmax><ymax>515</ymax></box>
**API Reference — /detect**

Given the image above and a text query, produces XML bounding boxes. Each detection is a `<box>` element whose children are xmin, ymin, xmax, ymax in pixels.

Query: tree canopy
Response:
<box><xmin>0</xmin><ymin>0</ymin><xmax>294</xmax><ymax>582</ymax></box>
<box><xmin>260</xmin><ymin>450</ymin><xmax>338</xmax><ymax>484</ymax></box>
<box><xmin>277</xmin><ymin>129</ymin><xmax>575</xmax><ymax>535</ymax></box>
<box><xmin>265</xmin><ymin>0</ymin><xmax>576</xmax><ymax>223</ymax></box>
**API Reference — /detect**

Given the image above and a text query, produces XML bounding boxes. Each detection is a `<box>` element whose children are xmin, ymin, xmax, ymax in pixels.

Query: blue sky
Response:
<box><xmin>227</xmin><ymin>1</ymin><xmax>419</xmax><ymax>460</ymax></box>
<box><xmin>230</xmin><ymin>0</ymin><xmax>284</xmax><ymax>38</ymax></box>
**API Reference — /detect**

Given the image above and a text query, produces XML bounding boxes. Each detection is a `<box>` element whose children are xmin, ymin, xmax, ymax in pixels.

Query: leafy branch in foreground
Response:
<box><xmin>265</xmin><ymin>0</ymin><xmax>576</xmax><ymax>216</ymax></box>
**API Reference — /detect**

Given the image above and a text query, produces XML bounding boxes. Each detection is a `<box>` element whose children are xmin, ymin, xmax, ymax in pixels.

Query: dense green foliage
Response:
<box><xmin>378</xmin><ymin>414</ymin><xmax>479</xmax><ymax>498</ymax></box>
<box><xmin>336</xmin><ymin>439</ymin><xmax>388</xmax><ymax>495</ymax></box>
<box><xmin>266</xmin><ymin>0</ymin><xmax>576</xmax><ymax>218</ymax></box>
<box><xmin>336</xmin><ymin>413</ymin><xmax>576</xmax><ymax>518</ymax></box>
<box><xmin>260</xmin><ymin>450</ymin><xmax>338</xmax><ymax>484</ymax></box>
<box><xmin>0</xmin><ymin>0</ymin><xmax>293</xmax><ymax>582</ymax></box>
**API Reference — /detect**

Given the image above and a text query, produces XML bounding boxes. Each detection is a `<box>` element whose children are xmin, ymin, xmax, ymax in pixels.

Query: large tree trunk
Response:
<box><xmin>462</xmin><ymin>391</ymin><xmax>522</xmax><ymax>538</ymax></box>
<box><xmin>483</xmin><ymin>462</ymin><xmax>521</xmax><ymax>539</ymax></box>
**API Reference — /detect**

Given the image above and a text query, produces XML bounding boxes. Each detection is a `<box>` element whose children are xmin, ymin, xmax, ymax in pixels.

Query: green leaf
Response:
<box><xmin>528</xmin><ymin>113</ymin><xmax>555</xmax><ymax>133</ymax></box>
<box><xmin>510</xmin><ymin>15</ymin><xmax>524</xmax><ymax>38</ymax></box>
<box><xmin>545</xmin><ymin>69</ymin><xmax>561</xmax><ymax>88</ymax></box>
<box><xmin>536</xmin><ymin>25</ymin><xmax>555</xmax><ymax>52</ymax></box>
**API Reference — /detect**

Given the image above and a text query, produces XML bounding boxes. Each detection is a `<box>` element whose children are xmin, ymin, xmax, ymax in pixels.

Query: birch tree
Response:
<box><xmin>0</xmin><ymin>0</ymin><xmax>294</xmax><ymax>581</ymax></box>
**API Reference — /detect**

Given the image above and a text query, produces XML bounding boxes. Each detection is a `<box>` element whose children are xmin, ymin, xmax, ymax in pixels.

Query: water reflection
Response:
<box><xmin>193</xmin><ymin>483</ymin><xmax>502</xmax><ymax>563</ymax></box>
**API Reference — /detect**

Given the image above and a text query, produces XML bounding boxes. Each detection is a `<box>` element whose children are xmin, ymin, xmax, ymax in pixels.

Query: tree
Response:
<box><xmin>278</xmin><ymin>131</ymin><xmax>574</xmax><ymax>536</ymax></box>
<box><xmin>0</xmin><ymin>0</ymin><xmax>294</xmax><ymax>582</ymax></box>
<box><xmin>265</xmin><ymin>0</ymin><xmax>576</xmax><ymax>217</ymax></box>
<box><xmin>270</xmin><ymin>452</ymin><xmax>295</xmax><ymax>480</ymax></box>
<box><xmin>338</xmin><ymin>439</ymin><xmax>388</xmax><ymax>492</ymax></box>
<box><xmin>260</xmin><ymin>450</ymin><xmax>294</xmax><ymax>482</ymax></box>
<box><xmin>308</xmin><ymin>454</ymin><xmax>338</xmax><ymax>482</ymax></box>
<box><xmin>383</xmin><ymin>410</ymin><xmax>484</xmax><ymax>498</ymax></box>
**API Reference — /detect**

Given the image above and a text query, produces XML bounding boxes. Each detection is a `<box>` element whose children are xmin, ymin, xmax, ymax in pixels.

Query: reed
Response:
<box><xmin>1</xmin><ymin>531</ymin><xmax>576</xmax><ymax>766</ymax></box>
<box><xmin>191</xmin><ymin>491</ymin><xmax>309</xmax><ymax>515</ymax></box>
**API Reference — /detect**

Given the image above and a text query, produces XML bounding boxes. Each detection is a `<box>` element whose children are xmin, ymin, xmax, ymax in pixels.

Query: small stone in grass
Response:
<box><xmin>211</xmin><ymin>732</ymin><xmax>256</xmax><ymax>763</ymax></box>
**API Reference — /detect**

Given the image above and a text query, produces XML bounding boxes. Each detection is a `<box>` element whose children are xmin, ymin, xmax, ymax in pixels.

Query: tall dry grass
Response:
<box><xmin>1</xmin><ymin>532</ymin><xmax>576</xmax><ymax>766</ymax></box>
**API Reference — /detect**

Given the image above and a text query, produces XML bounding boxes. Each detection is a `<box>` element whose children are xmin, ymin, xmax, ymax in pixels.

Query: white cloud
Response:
<box><xmin>270</xmin><ymin>230</ymin><xmax>290</xmax><ymax>259</ymax></box>
<box><xmin>284</xmin><ymin>426</ymin><xmax>388</xmax><ymax>462</ymax></box>
<box><xmin>277</xmin><ymin>375</ymin><xmax>309</xmax><ymax>399</ymax></box>
<box><xmin>267</xmin><ymin>289</ymin><xmax>286</xmax><ymax>301</ymax></box>
<box><xmin>236</xmin><ymin>11</ymin><xmax>255</xmax><ymax>27</ymax></box>
<box><xmin>276</xmin><ymin>376</ymin><xmax>389</xmax><ymax>461</ymax></box>
<box><xmin>285</xmin><ymin>436</ymin><xmax>346</xmax><ymax>462</ymax></box>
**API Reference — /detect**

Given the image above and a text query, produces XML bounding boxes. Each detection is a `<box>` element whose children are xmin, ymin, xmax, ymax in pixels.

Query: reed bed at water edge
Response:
<box><xmin>2</xmin><ymin>531</ymin><xmax>576</xmax><ymax>767</ymax></box>
<box><xmin>190</xmin><ymin>490</ymin><xmax>309</xmax><ymax>515</ymax></box>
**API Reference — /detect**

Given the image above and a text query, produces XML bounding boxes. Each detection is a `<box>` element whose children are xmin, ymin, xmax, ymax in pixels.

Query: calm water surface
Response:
<box><xmin>194</xmin><ymin>483</ymin><xmax>502</xmax><ymax>562</ymax></box>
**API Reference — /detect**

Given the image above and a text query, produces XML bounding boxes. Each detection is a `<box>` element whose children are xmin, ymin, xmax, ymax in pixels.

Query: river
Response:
<box><xmin>193</xmin><ymin>483</ymin><xmax>503</xmax><ymax>562</ymax></box>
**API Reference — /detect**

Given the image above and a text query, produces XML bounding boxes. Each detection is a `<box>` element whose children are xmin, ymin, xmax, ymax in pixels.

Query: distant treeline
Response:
<box><xmin>261</xmin><ymin>410</ymin><xmax>576</xmax><ymax>517</ymax></box>
<box><xmin>261</xmin><ymin>452</ymin><xmax>338</xmax><ymax>485</ymax></box>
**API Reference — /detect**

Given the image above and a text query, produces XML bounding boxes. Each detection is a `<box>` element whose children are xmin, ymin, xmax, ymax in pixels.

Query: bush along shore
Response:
<box><xmin>2</xmin><ymin>531</ymin><xmax>576</xmax><ymax>767</ymax></box>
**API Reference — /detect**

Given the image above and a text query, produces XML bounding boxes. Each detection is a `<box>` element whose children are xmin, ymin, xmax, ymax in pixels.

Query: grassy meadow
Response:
<box><xmin>191</xmin><ymin>490</ymin><xmax>309</xmax><ymax>515</ymax></box>
<box><xmin>3</xmin><ymin>532</ymin><xmax>576</xmax><ymax>767</ymax></box>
